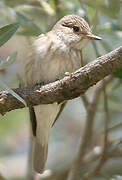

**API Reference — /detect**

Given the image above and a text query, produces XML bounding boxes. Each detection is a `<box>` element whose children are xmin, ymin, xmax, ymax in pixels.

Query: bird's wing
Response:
<box><xmin>25</xmin><ymin>32</ymin><xmax>54</xmax><ymax>85</ymax></box>
<box><xmin>29</xmin><ymin>102</ymin><xmax>67</xmax><ymax>137</ymax></box>
<box><xmin>29</xmin><ymin>106</ymin><xmax>37</xmax><ymax>137</ymax></box>
<box><xmin>52</xmin><ymin>101</ymin><xmax>67</xmax><ymax>126</ymax></box>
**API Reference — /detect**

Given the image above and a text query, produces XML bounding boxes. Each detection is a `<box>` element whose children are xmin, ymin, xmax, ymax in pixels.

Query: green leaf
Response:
<box><xmin>0</xmin><ymin>79</ymin><xmax>27</xmax><ymax>106</ymax></box>
<box><xmin>16</xmin><ymin>12</ymin><xmax>41</xmax><ymax>36</ymax></box>
<box><xmin>0</xmin><ymin>23</ymin><xmax>19</xmax><ymax>47</ymax></box>
<box><xmin>14</xmin><ymin>4</ymin><xmax>49</xmax><ymax>32</ymax></box>
<box><xmin>113</xmin><ymin>68</ymin><xmax>122</xmax><ymax>79</ymax></box>
<box><xmin>50</xmin><ymin>0</ymin><xmax>57</xmax><ymax>12</ymax></box>
<box><xmin>17</xmin><ymin>30</ymin><xmax>41</xmax><ymax>36</ymax></box>
<box><xmin>0</xmin><ymin>52</ymin><xmax>17</xmax><ymax>70</ymax></box>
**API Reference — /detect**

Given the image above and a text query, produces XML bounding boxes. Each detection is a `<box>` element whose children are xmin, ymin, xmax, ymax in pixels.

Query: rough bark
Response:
<box><xmin>0</xmin><ymin>46</ymin><xmax>122</xmax><ymax>115</ymax></box>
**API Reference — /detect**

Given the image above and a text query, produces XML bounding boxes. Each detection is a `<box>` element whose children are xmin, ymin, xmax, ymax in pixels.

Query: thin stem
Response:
<box><xmin>67</xmin><ymin>77</ymin><xmax>112</xmax><ymax>180</ymax></box>
<box><xmin>82</xmin><ymin>81</ymin><xmax>110</xmax><ymax>180</ymax></box>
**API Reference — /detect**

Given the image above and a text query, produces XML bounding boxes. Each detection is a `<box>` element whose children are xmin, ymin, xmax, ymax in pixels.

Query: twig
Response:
<box><xmin>67</xmin><ymin>76</ymin><xmax>113</xmax><ymax>180</ymax></box>
<box><xmin>82</xmin><ymin>80</ymin><xmax>110</xmax><ymax>179</ymax></box>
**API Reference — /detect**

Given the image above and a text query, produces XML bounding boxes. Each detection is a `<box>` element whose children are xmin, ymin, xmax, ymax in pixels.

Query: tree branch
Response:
<box><xmin>0</xmin><ymin>46</ymin><xmax>122</xmax><ymax>115</ymax></box>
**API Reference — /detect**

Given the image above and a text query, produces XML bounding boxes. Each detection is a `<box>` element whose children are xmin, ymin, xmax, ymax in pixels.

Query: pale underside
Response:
<box><xmin>25</xmin><ymin>30</ymin><xmax>82</xmax><ymax>141</ymax></box>
<box><xmin>25</xmin><ymin>30</ymin><xmax>82</xmax><ymax>173</ymax></box>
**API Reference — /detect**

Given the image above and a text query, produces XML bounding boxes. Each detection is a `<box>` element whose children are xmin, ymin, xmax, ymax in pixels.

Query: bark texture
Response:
<box><xmin>0</xmin><ymin>46</ymin><xmax>122</xmax><ymax>115</ymax></box>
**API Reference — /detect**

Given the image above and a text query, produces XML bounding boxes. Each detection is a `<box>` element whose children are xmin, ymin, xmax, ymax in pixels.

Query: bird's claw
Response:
<box><xmin>65</xmin><ymin>71</ymin><xmax>73</xmax><ymax>78</ymax></box>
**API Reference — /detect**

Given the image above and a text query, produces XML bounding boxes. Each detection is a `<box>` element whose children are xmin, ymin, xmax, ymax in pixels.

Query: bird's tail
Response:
<box><xmin>32</xmin><ymin>103</ymin><xmax>61</xmax><ymax>174</ymax></box>
<box><xmin>33</xmin><ymin>139</ymin><xmax>48</xmax><ymax>173</ymax></box>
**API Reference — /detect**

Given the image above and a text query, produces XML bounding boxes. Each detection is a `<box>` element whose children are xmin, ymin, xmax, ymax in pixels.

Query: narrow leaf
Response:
<box><xmin>0</xmin><ymin>23</ymin><xmax>19</xmax><ymax>47</ymax></box>
<box><xmin>0</xmin><ymin>79</ymin><xmax>27</xmax><ymax>106</ymax></box>
<box><xmin>16</xmin><ymin>12</ymin><xmax>41</xmax><ymax>36</ymax></box>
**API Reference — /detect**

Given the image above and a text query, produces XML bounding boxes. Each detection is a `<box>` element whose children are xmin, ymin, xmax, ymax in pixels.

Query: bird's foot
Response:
<box><xmin>65</xmin><ymin>71</ymin><xmax>73</xmax><ymax>78</ymax></box>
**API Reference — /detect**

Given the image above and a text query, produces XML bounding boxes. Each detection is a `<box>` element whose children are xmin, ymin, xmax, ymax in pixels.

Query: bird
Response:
<box><xmin>25</xmin><ymin>14</ymin><xmax>101</xmax><ymax>174</ymax></box>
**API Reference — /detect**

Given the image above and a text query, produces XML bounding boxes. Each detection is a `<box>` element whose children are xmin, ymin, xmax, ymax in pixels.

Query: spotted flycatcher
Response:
<box><xmin>25</xmin><ymin>14</ymin><xmax>101</xmax><ymax>173</ymax></box>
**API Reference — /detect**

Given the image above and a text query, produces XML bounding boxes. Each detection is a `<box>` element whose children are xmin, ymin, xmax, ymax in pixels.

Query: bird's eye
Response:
<box><xmin>73</xmin><ymin>26</ymin><xmax>79</xmax><ymax>32</ymax></box>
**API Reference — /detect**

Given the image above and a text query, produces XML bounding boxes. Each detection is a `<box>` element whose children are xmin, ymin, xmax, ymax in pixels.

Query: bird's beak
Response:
<box><xmin>86</xmin><ymin>34</ymin><xmax>102</xmax><ymax>40</ymax></box>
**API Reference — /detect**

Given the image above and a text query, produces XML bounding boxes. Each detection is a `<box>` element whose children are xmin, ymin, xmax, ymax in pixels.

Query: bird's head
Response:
<box><xmin>53</xmin><ymin>14</ymin><xmax>101</xmax><ymax>50</ymax></box>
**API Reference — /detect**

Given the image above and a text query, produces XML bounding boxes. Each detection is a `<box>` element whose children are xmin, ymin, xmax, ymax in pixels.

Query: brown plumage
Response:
<box><xmin>25</xmin><ymin>14</ymin><xmax>101</xmax><ymax>174</ymax></box>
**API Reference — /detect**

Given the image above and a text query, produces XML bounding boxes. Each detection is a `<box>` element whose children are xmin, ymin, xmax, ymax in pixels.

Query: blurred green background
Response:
<box><xmin>0</xmin><ymin>0</ymin><xmax>122</xmax><ymax>180</ymax></box>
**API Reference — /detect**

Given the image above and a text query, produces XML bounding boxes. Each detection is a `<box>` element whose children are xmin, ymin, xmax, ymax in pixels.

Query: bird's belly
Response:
<box><xmin>40</xmin><ymin>59</ymin><xmax>80</xmax><ymax>83</ymax></box>
<box><xmin>39</xmin><ymin>51</ymin><xmax>81</xmax><ymax>83</ymax></box>
<box><xmin>30</xmin><ymin>48</ymin><xmax>81</xmax><ymax>84</ymax></box>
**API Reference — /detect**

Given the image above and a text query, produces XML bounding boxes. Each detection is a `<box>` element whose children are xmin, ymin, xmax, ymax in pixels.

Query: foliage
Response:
<box><xmin>0</xmin><ymin>23</ymin><xmax>19</xmax><ymax>47</ymax></box>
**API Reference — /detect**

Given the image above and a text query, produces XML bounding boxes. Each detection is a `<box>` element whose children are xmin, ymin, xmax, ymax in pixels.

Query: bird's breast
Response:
<box><xmin>38</xmin><ymin>47</ymin><xmax>81</xmax><ymax>83</ymax></box>
<box><xmin>26</xmin><ymin>38</ymin><xmax>82</xmax><ymax>85</ymax></box>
